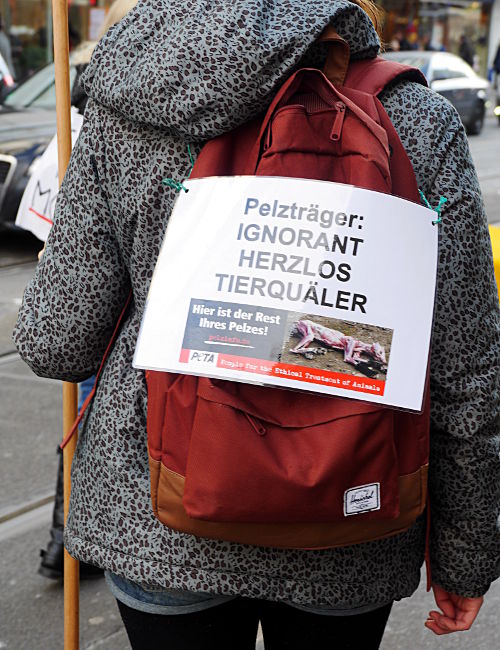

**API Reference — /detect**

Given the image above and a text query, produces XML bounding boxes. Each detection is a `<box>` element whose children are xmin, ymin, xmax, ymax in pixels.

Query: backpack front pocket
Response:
<box><xmin>183</xmin><ymin>392</ymin><xmax>399</xmax><ymax>524</ymax></box>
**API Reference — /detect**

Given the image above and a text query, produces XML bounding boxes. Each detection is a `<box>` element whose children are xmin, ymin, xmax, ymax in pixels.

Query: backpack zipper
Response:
<box><xmin>207</xmin><ymin>380</ymin><xmax>267</xmax><ymax>435</ymax></box>
<box><xmin>243</xmin><ymin>411</ymin><xmax>267</xmax><ymax>436</ymax></box>
<box><xmin>330</xmin><ymin>102</ymin><xmax>346</xmax><ymax>141</ymax></box>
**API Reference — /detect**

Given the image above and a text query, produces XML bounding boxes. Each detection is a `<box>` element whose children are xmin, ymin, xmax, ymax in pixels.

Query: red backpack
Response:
<box><xmin>145</xmin><ymin>42</ymin><xmax>431</xmax><ymax>550</ymax></box>
<box><xmin>64</xmin><ymin>37</ymin><xmax>430</xmax><ymax>550</ymax></box>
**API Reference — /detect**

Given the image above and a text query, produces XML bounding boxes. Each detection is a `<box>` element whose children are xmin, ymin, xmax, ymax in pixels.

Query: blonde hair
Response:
<box><xmin>97</xmin><ymin>0</ymin><xmax>138</xmax><ymax>40</ymax></box>
<box><xmin>70</xmin><ymin>0</ymin><xmax>138</xmax><ymax>65</ymax></box>
<box><xmin>350</xmin><ymin>0</ymin><xmax>385</xmax><ymax>39</ymax></box>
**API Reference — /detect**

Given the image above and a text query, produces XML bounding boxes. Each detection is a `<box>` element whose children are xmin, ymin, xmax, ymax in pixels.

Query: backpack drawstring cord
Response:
<box><xmin>162</xmin><ymin>144</ymin><xmax>195</xmax><ymax>193</ymax></box>
<box><xmin>419</xmin><ymin>190</ymin><xmax>447</xmax><ymax>225</ymax></box>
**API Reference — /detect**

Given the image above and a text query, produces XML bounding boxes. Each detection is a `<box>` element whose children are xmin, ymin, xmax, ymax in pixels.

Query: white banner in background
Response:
<box><xmin>15</xmin><ymin>108</ymin><xmax>84</xmax><ymax>242</ymax></box>
<box><xmin>134</xmin><ymin>176</ymin><xmax>438</xmax><ymax>412</ymax></box>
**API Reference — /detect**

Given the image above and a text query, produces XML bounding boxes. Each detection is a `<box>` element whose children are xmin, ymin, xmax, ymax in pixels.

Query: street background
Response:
<box><xmin>1</xmin><ymin>115</ymin><xmax>500</xmax><ymax>649</ymax></box>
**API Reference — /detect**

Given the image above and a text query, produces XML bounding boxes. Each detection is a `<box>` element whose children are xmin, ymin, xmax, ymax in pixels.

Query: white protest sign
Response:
<box><xmin>134</xmin><ymin>176</ymin><xmax>438</xmax><ymax>412</ymax></box>
<box><xmin>15</xmin><ymin>108</ymin><xmax>84</xmax><ymax>242</ymax></box>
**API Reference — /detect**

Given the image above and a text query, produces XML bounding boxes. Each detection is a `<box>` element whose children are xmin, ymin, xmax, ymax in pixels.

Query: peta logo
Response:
<box><xmin>344</xmin><ymin>483</ymin><xmax>380</xmax><ymax>516</ymax></box>
<box><xmin>189</xmin><ymin>350</ymin><xmax>217</xmax><ymax>364</ymax></box>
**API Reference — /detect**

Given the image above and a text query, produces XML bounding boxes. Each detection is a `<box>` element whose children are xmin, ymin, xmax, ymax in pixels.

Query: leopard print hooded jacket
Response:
<box><xmin>14</xmin><ymin>0</ymin><xmax>500</xmax><ymax>609</ymax></box>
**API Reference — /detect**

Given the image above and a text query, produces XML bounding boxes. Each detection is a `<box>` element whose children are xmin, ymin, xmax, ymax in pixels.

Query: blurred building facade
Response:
<box><xmin>1</xmin><ymin>0</ymin><xmax>113</xmax><ymax>80</ymax></box>
<box><xmin>2</xmin><ymin>0</ymin><xmax>500</xmax><ymax>80</ymax></box>
<box><xmin>381</xmin><ymin>0</ymin><xmax>500</xmax><ymax>74</ymax></box>
<box><xmin>489</xmin><ymin>0</ymin><xmax>500</xmax><ymax>72</ymax></box>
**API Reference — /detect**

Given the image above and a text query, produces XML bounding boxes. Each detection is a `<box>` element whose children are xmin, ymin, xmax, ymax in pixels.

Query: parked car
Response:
<box><xmin>382</xmin><ymin>50</ymin><xmax>489</xmax><ymax>135</ymax></box>
<box><xmin>0</xmin><ymin>62</ymin><xmax>76</xmax><ymax>226</ymax></box>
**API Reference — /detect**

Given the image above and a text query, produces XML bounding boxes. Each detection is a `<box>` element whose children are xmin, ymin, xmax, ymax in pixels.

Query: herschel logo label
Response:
<box><xmin>344</xmin><ymin>483</ymin><xmax>380</xmax><ymax>516</ymax></box>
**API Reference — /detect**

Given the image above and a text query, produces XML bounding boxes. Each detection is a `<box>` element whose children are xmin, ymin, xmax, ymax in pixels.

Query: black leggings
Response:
<box><xmin>117</xmin><ymin>597</ymin><xmax>392</xmax><ymax>650</ymax></box>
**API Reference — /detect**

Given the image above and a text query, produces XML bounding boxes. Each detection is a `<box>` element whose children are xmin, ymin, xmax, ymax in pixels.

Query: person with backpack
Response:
<box><xmin>13</xmin><ymin>1</ymin><xmax>500</xmax><ymax>648</ymax></box>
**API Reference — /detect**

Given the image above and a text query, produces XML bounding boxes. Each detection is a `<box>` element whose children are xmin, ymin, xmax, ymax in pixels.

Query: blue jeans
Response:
<box><xmin>78</xmin><ymin>375</ymin><xmax>95</xmax><ymax>410</ymax></box>
<box><xmin>106</xmin><ymin>572</ymin><xmax>390</xmax><ymax>618</ymax></box>
<box><xmin>106</xmin><ymin>572</ymin><xmax>236</xmax><ymax>615</ymax></box>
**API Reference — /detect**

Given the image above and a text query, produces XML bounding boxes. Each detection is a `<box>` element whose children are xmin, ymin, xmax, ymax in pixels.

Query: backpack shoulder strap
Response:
<box><xmin>344</xmin><ymin>57</ymin><xmax>427</xmax><ymax>95</ymax></box>
<box><xmin>341</xmin><ymin>57</ymin><xmax>424</xmax><ymax>204</ymax></box>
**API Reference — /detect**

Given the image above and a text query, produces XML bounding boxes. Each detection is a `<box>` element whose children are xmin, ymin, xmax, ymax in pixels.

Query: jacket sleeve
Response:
<box><xmin>13</xmin><ymin>102</ymin><xmax>131</xmax><ymax>382</ymax></box>
<box><xmin>381</xmin><ymin>81</ymin><xmax>500</xmax><ymax>597</ymax></box>
<box><xmin>426</xmin><ymin>124</ymin><xmax>500</xmax><ymax>597</ymax></box>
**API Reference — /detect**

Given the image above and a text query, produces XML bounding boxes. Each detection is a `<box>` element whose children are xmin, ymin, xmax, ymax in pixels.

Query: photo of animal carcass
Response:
<box><xmin>281</xmin><ymin>314</ymin><xmax>393</xmax><ymax>380</ymax></box>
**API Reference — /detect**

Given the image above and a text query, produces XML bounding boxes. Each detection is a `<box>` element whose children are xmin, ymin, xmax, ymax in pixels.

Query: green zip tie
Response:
<box><xmin>162</xmin><ymin>178</ymin><xmax>189</xmax><ymax>192</ymax></box>
<box><xmin>419</xmin><ymin>190</ymin><xmax>447</xmax><ymax>225</ymax></box>
<box><xmin>186</xmin><ymin>144</ymin><xmax>194</xmax><ymax>179</ymax></box>
<box><xmin>162</xmin><ymin>144</ymin><xmax>195</xmax><ymax>193</ymax></box>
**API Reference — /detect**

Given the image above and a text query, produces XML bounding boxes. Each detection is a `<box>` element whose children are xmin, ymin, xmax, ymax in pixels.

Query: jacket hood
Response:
<box><xmin>82</xmin><ymin>0</ymin><xmax>380</xmax><ymax>140</ymax></box>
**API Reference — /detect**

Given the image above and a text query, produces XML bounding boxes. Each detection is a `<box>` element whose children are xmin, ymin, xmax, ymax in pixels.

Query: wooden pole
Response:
<box><xmin>53</xmin><ymin>0</ymin><xmax>72</xmax><ymax>181</ymax></box>
<box><xmin>63</xmin><ymin>384</ymin><xmax>79</xmax><ymax>650</ymax></box>
<box><xmin>51</xmin><ymin>0</ymin><xmax>80</xmax><ymax>648</ymax></box>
